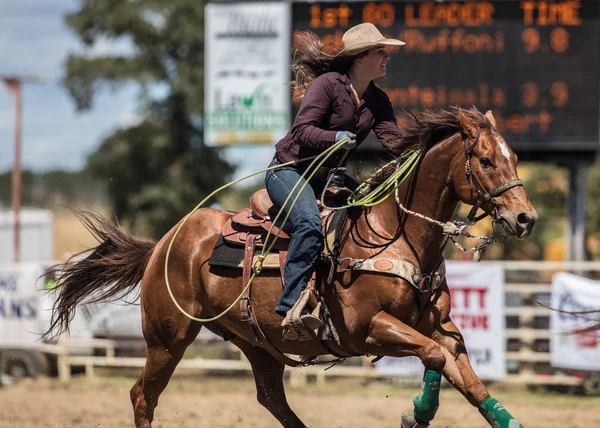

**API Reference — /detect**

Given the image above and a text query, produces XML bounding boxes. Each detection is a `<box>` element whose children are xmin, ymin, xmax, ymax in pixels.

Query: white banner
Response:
<box><xmin>204</xmin><ymin>2</ymin><xmax>291</xmax><ymax>146</ymax></box>
<box><xmin>0</xmin><ymin>263</ymin><xmax>45</xmax><ymax>348</ymax></box>
<box><xmin>551</xmin><ymin>272</ymin><xmax>600</xmax><ymax>371</ymax></box>
<box><xmin>376</xmin><ymin>261</ymin><xmax>506</xmax><ymax>380</ymax></box>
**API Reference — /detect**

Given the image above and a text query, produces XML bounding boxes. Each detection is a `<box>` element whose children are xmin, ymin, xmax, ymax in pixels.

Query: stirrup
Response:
<box><xmin>281</xmin><ymin>290</ymin><xmax>322</xmax><ymax>341</ymax></box>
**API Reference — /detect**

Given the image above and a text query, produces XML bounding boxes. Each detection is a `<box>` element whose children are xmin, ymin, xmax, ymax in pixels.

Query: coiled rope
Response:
<box><xmin>163</xmin><ymin>138</ymin><xmax>422</xmax><ymax>322</ymax></box>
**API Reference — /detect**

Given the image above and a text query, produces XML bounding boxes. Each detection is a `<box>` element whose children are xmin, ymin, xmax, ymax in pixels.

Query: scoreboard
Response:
<box><xmin>292</xmin><ymin>1</ymin><xmax>600</xmax><ymax>154</ymax></box>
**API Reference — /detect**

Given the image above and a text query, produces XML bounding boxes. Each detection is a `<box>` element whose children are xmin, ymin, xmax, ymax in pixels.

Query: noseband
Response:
<box><xmin>463</xmin><ymin>128</ymin><xmax>523</xmax><ymax>224</ymax></box>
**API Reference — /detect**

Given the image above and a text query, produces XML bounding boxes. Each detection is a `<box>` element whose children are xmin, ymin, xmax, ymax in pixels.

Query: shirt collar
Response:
<box><xmin>337</xmin><ymin>72</ymin><xmax>375</xmax><ymax>93</ymax></box>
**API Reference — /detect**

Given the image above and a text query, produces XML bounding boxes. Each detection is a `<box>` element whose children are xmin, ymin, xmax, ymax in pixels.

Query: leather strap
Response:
<box><xmin>278</xmin><ymin>250</ymin><xmax>287</xmax><ymax>281</ymax></box>
<box><xmin>237</xmin><ymin>236</ymin><xmax>314</xmax><ymax>366</ymax></box>
<box><xmin>240</xmin><ymin>234</ymin><xmax>258</xmax><ymax>324</ymax></box>
<box><xmin>488</xmin><ymin>179</ymin><xmax>523</xmax><ymax>197</ymax></box>
<box><xmin>462</xmin><ymin>128</ymin><xmax>523</xmax><ymax>223</ymax></box>
<box><xmin>338</xmin><ymin>257</ymin><xmax>445</xmax><ymax>291</ymax></box>
<box><xmin>250</xmin><ymin>308</ymin><xmax>310</xmax><ymax>367</ymax></box>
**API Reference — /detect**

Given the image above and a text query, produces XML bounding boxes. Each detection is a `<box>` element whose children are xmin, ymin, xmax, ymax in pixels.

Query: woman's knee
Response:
<box><xmin>293</xmin><ymin>212</ymin><xmax>322</xmax><ymax>233</ymax></box>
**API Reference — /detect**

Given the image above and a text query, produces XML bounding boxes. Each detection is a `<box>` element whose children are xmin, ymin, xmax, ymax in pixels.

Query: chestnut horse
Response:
<box><xmin>47</xmin><ymin>108</ymin><xmax>537</xmax><ymax>428</ymax></box>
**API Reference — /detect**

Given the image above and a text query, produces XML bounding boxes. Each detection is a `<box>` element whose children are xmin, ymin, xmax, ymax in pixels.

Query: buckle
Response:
<box><xmin>338</xmin><ymin>257</ymin><xmax>363</xmax><ymax>271</ymax></box>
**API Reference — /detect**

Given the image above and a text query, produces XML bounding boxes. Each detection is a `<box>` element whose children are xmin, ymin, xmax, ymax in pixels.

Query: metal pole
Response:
<box><xmin>566</xmin><ymin>163</ymin><xmax>586</xmax><ymax>262</ymax></box>
<box><xmin>3</xmin><ymin>79</ymin><xmax>22</xmax><ymax>263</ymax></box>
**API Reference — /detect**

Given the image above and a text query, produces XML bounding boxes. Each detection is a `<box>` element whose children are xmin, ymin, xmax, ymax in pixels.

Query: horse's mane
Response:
<box><xmin>362</xmin><ymin>107</ymin><xmax>492</xmax><ymax>192</ymax></box>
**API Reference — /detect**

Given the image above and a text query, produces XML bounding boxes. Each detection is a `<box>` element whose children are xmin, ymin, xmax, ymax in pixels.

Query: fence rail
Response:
<box><xmin>39</xmin><ymin>261</ymin><xmax>600</xmax><ymax>390</ymax></box>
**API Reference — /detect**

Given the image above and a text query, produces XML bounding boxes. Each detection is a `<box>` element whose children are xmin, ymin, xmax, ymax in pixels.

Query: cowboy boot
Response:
<box><xmin>281</xmin><ymin>289</ymin><xmax>323</xmax><ymax>341</ymax></box>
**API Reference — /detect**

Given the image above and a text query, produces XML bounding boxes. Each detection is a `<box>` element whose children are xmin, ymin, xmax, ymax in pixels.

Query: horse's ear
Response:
<box><xmin>485</xmin><ymin>110</ymin><xmax>497</xmax><ymax>129</ymax></box>
<box><xmin>457</xmin><ymin>107</ymin><xmax>477</xmax><ymax>140</ymax></box>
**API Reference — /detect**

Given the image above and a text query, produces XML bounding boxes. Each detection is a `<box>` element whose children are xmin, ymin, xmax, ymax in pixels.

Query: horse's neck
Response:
<box><xmin>365</xmin><ymin>134</ymin><xmax>461</xmax><ymax>270</ymax></box>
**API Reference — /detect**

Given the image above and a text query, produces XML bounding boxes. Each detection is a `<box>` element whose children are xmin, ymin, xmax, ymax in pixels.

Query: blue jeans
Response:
<box><xmin>265</xmin><ymin>156</ymin><xmax>357</xmax><ymax>315</ymax></box>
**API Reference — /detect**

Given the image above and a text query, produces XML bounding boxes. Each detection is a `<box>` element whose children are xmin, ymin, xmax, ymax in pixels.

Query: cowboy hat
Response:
<box><xmin>336</xmin><ymin>23</ymin><xmax>405</xmax><ymax>57</ymax></box>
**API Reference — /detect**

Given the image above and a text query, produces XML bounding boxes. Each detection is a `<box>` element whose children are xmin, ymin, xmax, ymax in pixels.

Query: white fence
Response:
<box><xmin>41</xmin><ymin>261</ymin><xmax>600</xmax><ymax>391</ymax></box>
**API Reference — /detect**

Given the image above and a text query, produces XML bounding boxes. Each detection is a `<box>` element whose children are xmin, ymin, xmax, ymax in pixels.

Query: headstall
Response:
<box><xmin>463</xmin><ymin>127</ymin><xmax>523</xmax><ymax>224</ymax></box>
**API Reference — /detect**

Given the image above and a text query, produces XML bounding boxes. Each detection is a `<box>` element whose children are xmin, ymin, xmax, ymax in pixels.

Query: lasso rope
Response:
<box><xmin>164</xmin><ymin>139</ymin><xmax>422</xmax><ymax>322</ymax></box>
<box><xmin>319</xmin><ymin>149</ymin><xmax>422</xmax><ymax>210</ymax></box>
<box><xmin>393</xmin><ymin>186</ymin><xmax>506</xmax><ymax>262</ymax></box>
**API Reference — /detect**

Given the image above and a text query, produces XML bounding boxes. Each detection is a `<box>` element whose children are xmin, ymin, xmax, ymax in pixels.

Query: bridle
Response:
<box><xmin>463</xmin><ymin>127</ymin><xmax>523</xmax><ymax>224</ymax></box>
<box><xmin>393</xmin><ymin>127</ymin><xmax>525</xmax><ymax>261</ymax></box>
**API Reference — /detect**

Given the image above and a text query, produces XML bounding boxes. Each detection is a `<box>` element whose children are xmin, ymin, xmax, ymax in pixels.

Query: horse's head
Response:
<box><xmin>450</xmin><ymin>108</ymin><xmax>537</xmax><ymax>239</ymax></box>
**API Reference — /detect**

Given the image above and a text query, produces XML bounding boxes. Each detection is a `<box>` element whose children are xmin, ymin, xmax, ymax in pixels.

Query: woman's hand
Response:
<box><xmin>335</xmin><ymin>131</ymin><xmax>357</xmax><ymax>150</ymax></box>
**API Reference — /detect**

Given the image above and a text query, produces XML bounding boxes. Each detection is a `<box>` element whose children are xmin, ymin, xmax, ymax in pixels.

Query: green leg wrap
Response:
<box><xmin>478</xmin><ymin>397</ymin><xmax>524</xmax><ymax>428</ymax></box>
<box><xmin>412</xmin><ymin>369</ymin><xmax>442</xmax><ymax>424</ymax></box>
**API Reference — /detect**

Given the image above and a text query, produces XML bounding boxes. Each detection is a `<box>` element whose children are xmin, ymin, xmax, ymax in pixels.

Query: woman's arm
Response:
<box><xmin>290</xmin><ymin>75</ymin><xmax>339</xmax><ymax>149</ymax></box>
<box><xmin>372</xmin><ymin>92</ymin><xmax>411</xmax><ymax>157</ymax></box>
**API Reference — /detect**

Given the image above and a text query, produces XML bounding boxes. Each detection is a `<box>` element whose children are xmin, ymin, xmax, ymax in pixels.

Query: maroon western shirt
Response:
<box><xmin>275</xmin><ymin>72</ymin><xmax>408</xmax><ymax>168</ymax></box>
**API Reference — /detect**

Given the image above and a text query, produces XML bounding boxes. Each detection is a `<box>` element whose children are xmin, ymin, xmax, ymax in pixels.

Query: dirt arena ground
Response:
<box><xmin>1</xmin><ymin>374</ymin><xmax>599</xmax><ymax>428</ymax></box>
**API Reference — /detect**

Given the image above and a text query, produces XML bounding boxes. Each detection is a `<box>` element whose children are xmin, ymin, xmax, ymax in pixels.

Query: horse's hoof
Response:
<box><xmin>401</xmin><ymin>410</ymin><xmax>429</xmax><ymax>428</ymax></box>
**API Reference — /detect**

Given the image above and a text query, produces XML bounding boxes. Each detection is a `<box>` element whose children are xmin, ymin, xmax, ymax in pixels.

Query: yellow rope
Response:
<box><xmin>163</xmin><ymin>139</ymin><xmax>421</xmax><ymax>323</ymax></box>
<box><xmin>163</xmin><ymin>140</ymin><xmax>347</xmax><ymax>322</ymax></box>
<box><xmin>319</xmin><ymin>149</ymin><xmax>422</xmax><ymax>210</ymax></box>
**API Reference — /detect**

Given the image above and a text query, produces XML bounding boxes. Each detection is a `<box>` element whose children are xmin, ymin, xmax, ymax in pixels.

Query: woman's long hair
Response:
<box><xmin>291</xmin><ymin>31</ymin><xmax>357</xmax><ymax>106</ymax></box>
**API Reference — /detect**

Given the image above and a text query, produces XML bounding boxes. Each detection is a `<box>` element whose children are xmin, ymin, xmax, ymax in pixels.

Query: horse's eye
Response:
<box><xmin>480</xmin><ymin>157</ymin><xmax>493</xmax><ymax>169</ymax></box>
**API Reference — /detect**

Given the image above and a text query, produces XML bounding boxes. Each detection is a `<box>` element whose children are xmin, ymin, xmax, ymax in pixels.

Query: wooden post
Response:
<box><xmin>566</xmin><ymin>163</ymin><xmax>587</xmax><ymax>264</ymax></box>
<box><xmin>57</xmin><ymin>334</ymin><xmax>71</xmax><ymax>383</ymax></box>
<box><xmin>289</xmin><ymin>368</ymin><xmax>307</xmax><ymax>388</ymax></box>
<box><xmin>2</xmin><ymin>78</ymin><xmax>22</xmax><ymax>262</ymax></box>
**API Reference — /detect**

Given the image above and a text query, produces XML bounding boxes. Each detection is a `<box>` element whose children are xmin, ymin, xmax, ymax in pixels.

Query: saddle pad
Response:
<box><xmin>208</xmin><ymin>235</ymin><xmax>280</xmax><ymax>270</ymax></box>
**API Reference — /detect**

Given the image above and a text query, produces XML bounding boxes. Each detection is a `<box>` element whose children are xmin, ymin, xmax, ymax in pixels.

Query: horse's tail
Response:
<box><xmin>44</xmin><ymin>209</ymin><xmax>156</xmax><ymax>339</ymax></box>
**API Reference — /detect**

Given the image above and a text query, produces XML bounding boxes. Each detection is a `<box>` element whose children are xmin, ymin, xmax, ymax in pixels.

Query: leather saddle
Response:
<box><xmin>221</xmin><ymin>189</ymin><xmax>292</xmax><ymax>251</ymax></box>
<box><xmin>221</xmin><ymin>188</ymin><xmax>342</xmax><ymax>253</ymax></box>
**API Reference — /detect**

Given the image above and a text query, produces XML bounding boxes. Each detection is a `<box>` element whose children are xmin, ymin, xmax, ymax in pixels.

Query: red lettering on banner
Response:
<box><xmin>449</xmin><ymin>286</ymin><xmax>488</xmax><ymax>309</ymax></box>
<box><xmin>574</xmin><ymin>330</ymin><xmax>599</xmax><ymax>349</ymax></box>
<box><xmin>452</xmin><ymin>313</ymin><xmax>489</xmax><ymax>330</ymax></box>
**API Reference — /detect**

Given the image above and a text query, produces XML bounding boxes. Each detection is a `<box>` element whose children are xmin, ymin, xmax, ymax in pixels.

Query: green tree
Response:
<box><xmin>442</xmin><ymin>163</ymin><xmax>568</xmax><ymax>262</ymax></box>
<box><xmin>63</xmin><ymin>0</ymin><xmax>234</xmax><ymax>239</ymax></box>
<box><xmin>499</xmin><ymin>163</ymin><xmax>567</xmax><ymax>260</ymax></box>
<box><xmin>586</xmin><ymin>163</ymin><xmax>600</xmax><ymax>259</ymax></box>
<box><xmin>0</xmin><ymin>170</ymin><xmax>106</xmax><ymax>209</ymax></box>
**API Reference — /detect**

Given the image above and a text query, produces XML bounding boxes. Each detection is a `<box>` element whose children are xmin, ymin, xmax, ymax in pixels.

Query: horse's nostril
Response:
<box><xmin>517</xmin><ymin>212</ymin><xmax>531</xmax><ymax>225</ymax></box>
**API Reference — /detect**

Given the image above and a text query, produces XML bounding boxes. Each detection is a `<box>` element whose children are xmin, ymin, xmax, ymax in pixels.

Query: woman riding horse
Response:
<box><xmin>266</xmin><ymin>23</ymin><xmax>409</xmax><ymax>340</ymax></box>
<box><xmin>44</xmin><ymin>24</ymin><xmax>538</xmax><ymax>428</ymax></box>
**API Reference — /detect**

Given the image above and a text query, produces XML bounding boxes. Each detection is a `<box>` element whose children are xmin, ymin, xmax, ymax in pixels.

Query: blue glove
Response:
<box><xmin>335</xmin><ymin>131</ymin><xmax>357</xmax><ymax>150</ymax></box>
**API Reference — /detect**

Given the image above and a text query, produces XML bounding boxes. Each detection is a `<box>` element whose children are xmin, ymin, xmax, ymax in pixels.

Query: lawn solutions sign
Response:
<box><xmin>205</xmin><ymin>2</ymin><xmax>291</xmax><ymax>146</ymax></box>
<box><xmin>376</xmin><ymin>262</ymin><xmax>506</xmax><ymax>380</ymax></box>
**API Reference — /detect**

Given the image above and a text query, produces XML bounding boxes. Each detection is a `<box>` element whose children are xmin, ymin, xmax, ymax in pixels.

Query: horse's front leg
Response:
<box><xmin>362</xmin><ymin>311</ymin><xmax>447</xmax><ymax>371</ymax></box>
<box><xmin>430</xmin><ymin>319</ymin><xmax>525</xmax><ymax>428</ymax></box>
<box><xmin>358</xmin><ymin>310</ymin><xmax>446</xmax><ymax>427</ymax></box>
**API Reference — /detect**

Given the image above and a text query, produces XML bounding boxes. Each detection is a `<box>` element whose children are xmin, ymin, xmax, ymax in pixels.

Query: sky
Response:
<box><xmin>0</xmin><ymin>0</ymin><xmax>272</xmax><ymax>180</ymax></box>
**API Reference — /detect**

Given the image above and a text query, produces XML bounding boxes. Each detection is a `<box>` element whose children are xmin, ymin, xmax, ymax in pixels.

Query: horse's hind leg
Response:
<box><xmin>130</xmin><ymin>320</ymin><xmax>201</xmax><ymax>428</ymax></box>
<box><xmin>231</xmin><ymin>337</ymin><xmax>306</xmax><ymax>428</ymax></box>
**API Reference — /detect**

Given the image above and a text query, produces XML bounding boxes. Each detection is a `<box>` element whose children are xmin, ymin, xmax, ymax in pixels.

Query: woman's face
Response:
<box><xmin>360</xmin><ymin>47</ymin><xmax>390</xmax><ymax>79</ymax></box>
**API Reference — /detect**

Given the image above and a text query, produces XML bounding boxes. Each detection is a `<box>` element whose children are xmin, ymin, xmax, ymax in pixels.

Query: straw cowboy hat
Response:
<box><xmin>336</xmin><ymin>23</ymin><xmax>405</xmax><ymax>57</ymax></box>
